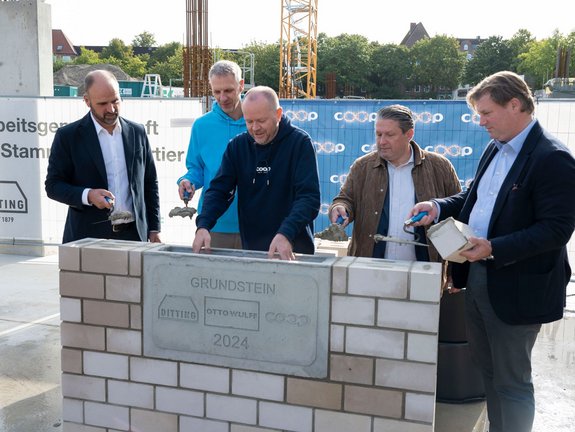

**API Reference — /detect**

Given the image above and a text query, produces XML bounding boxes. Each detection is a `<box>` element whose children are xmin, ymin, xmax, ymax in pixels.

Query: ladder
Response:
<box><xmin>141</xmin><ymin>74</ymin><xmax>163</xmax><ymax>97</ymax></box>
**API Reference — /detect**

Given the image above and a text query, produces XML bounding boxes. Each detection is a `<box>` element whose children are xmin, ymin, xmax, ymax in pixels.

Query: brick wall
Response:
<box><xmin>59</xmin><ymin>239</ymin><xmax>441</xmax><ymax>432</ymax></box>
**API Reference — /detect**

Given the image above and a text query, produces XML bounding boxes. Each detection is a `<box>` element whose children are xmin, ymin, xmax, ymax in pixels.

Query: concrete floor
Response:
<box><xmin>0</xmin><ymin>253</ymin><xmax>574</xmax><ymax>432</ymax></box>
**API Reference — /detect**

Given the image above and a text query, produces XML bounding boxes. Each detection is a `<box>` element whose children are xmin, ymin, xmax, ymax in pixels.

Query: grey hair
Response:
<box><xmin>376</xmin><ymin>104</ymin><xmax>415</xmax><ymax>133</ymax></box>
<box><xmin>209</xmin><ymin>60</ymin><xmax>243</xmax><ymax>82</ymax></box>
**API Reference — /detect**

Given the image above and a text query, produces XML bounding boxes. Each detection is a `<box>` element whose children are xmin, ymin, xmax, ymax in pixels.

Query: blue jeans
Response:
<box><xmin>466</xmin><ymin>263</ymin><xmax>541</xmax><ymax>432</ymax></box>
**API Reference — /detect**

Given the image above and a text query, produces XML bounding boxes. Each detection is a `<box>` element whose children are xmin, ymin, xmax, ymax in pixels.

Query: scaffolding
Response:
<box><xmin>183</xmin><ymin>0</ymin><xmax>212</xmax><ymax>101</ymax></box>
<box><xmin>279</xmin><ymin>0</ymin><xmax>318</xmax><ymax>99</ymax></box>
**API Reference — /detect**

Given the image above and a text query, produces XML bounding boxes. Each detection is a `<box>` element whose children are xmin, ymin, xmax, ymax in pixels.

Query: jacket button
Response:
<box><xmin>374</xmin><ymin>211</ymin><xmax>378</xmax><ymax>215</ymax></box>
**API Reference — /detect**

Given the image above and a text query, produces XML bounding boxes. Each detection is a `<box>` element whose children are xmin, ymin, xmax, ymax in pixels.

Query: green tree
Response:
<box><xmin>317</xmin><ymin>33</ymin><xmax>373</xmax><ymax>97</ymax></box>
<box><xmin>132</xmin><ymin>31</ymin><xmax>156</xmax><ymax>48</ymax></box>
<box><xmin>462</xmin><ymin>36</ymin><xmax>514</xmax><ymax>85</ymax></box>
<box><xmin>368</xmin><ymin>43</ymin><xmax>411</xmax><ymax>98</ymax></box>
<box><xmin>517</xmin><ymin>32</ymin><xmax>564</xmax><ymax>88</ymax></box>
<box><xmin>149</xmin><ymin>49</ymin><xmax>184</xmax><ymax>86</ymax></box>
<box><xmin>241</xmin><ymin>42</ymin><xmax>280</xmax><ymax>90</ymax></box>
<box><xmin>73</xmin><ymin>47</ymin><xmax>101</xmax><ymax>65</ymax></box>
<box><xmin>508</xmin><ymin>29</ymin><xmax>535</xmax><ymax>72</ymax></box>
<box><xmin>410</xmin><ymin>35</ymin><xmax>465</xmax><ymax>98</ymax></box>
<box><xmin>149</xmin><ymin>42</ymin><xmax>183</xmax><ymax>66</ymax></box>
<box><xmin>101</xmin><ymin>38</ymin><xmax>134</xmax><ymax>61</ymax></box>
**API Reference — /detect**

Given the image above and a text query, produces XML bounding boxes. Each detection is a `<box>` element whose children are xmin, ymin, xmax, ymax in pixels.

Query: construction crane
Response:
<box><xmin>183</xmin><ymin>0</ymin><xmax>212</xmax><ymax>101</ymax></box>
<box><xmin>279</xmin><ymin>0</ymin><xmax>318</xmax><ymax>99</ymax></box>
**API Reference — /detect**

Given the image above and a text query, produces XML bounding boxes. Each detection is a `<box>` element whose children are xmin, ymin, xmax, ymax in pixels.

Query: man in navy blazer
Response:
<box><xmin>410</xmin><ymin>71</ymin><xmax>575</xmax><ymax>432</ymax></box>
<box><xmin>45</xmin><ymin>70</ymin><xmax>161</xmax><ymax>243</ymax></box>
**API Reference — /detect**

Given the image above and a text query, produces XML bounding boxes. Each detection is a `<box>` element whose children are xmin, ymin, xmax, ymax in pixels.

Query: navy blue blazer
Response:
<box><xmin>45</xmin><ymin>113</ymin><xmax>160</xmax><ymax>243</ymax></box>
<box><xmin>436</xmin><ymin>121</ymin><xmax>575</xmax><ymax>325</ymax></box>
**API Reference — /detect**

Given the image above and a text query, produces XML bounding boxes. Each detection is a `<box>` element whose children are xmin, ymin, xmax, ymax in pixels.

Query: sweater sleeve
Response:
<box><xmin>276</xmin><ymin>135</ymin><xmax>320</xmax><ymax>242</ymax></box>
<box><xmin>194</xmin><ymin>142</ymin><xmax>238</xmax><ymax>231</ymax></box>
<box><xmin>177</xmin><ymin>122</ymin><xmax>205</xmax><ymax>188</ymax></box>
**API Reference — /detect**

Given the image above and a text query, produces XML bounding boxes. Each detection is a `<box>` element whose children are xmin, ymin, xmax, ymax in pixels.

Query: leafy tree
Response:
<box><xmin>241</xmin><ymin>42</ymin><xmax>280</xmax><ymax>90</ymax></box>
<box><xmin>517</xmin><ymin>31</ymin><xmax>564</xmax><ymax>88</ymax></box>
<box><xmin>149</xmin><ymin>42</ymin><xmax>183</xmax><ymax>66</ymax></box>
<box><xmin>368</xmin><ymin>43</ymin><xmax>411</xmax><ymax>98</ymax></box>
<box><xmin>462</xmin><ymin>36</ymin><xmax>514</xmax><ymax>85</ymax></box>
<box><xmin>101</xmin><ymin>38</ymin><xmax>134</xmax><ymax>61</ymax></box>
<box><xmin>317</xmin><ymin>33</ymin><xmax>373</xmax><ymax>97</ymax></box>
<box><xmin>132</xmin><ymin>31</ymin><xmax>156</xmax><ymax>48</ymax></box>
<box><xmin>149</xmin><ymin>49</ymin><xmax>184</xmax><ymax>86</ymax></box>
<box><xmin>73</xmin><ymin>47</ymin><xmax>101</xmax><ymax>65</ymax></box>
<box><xmin>508</xmin><ymin>29</ymin><xmax>535</xmax><ymax>72</ymax></box>
<box><xmin>410</xmin><ymin>35</ymin><xmax>465</xmax><ymax>98</ymax></box>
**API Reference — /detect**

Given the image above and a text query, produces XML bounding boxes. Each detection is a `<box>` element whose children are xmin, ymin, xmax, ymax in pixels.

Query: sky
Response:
<box><xmin>47</xmin><ymin>0</ymin><xmax>575</xmax><ymax>48</ymax></box>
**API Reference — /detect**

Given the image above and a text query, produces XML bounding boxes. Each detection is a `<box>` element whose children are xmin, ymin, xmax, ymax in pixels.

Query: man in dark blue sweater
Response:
<box><xmin>192</xmin><ymin>86</ymin><xmax>320</xmax><ymax>260</ymax></box>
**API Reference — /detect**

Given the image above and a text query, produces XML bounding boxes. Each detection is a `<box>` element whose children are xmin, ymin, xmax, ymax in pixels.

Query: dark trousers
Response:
<box><xmin>466</xmin><ymin>263</ymin><xmax>541</xmax><ymax>432</ymax></box>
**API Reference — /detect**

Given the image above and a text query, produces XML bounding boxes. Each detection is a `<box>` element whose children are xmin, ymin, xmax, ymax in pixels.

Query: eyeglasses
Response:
<box><xmin>253</xmin><ymin>160</ymin><xmax>271</xmax><ymax>185</ymax></box>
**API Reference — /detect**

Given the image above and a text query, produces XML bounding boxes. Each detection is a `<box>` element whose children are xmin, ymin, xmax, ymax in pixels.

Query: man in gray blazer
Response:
<box><xmin>45</xmin><ymin>70</ymin><xmax>161</xmax><ymax>243</ymax></box>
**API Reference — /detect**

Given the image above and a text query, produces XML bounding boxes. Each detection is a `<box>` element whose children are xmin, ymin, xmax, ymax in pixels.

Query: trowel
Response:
<box><xmin>105</xmin><ymin>196</ymin><xmax>133</xmax><ymax>223</ymax></box>
<box><xmin>169</xmin><ymin>190</ymin><xmax>197</xmax><ymax>219</ymax></box>
<box><xmin>373</xmin><ymin>211</ymin><xmax>429</xmax><ymax>247</ymax></box>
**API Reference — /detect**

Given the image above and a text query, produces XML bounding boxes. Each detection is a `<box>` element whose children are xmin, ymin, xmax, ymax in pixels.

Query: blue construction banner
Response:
<box><xmin>280</xmin><ymin>99</ymin><xmax>490</xmax><ymax>232</ymax></box>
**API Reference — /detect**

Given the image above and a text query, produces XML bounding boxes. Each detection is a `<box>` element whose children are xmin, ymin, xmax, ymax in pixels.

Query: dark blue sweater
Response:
<box><xmin>196</xmin><ymin>115</ymin><xmax>320</xmax><ymax>254</ymax></box>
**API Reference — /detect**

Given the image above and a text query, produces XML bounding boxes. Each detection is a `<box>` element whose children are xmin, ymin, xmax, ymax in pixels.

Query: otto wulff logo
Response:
<box><xmin>0</xmin><ymin>181</ymin><xmax>28</xmax><ymax>214</ymax></box>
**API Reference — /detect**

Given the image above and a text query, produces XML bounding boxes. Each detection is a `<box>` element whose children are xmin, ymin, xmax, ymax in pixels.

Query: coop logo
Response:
<box><xmin>284</xmin><ymin>110</ymin><xmax>318</xmax><ymax>122</ymax></box>
<box><xmin>314</xmin><ymin>141</ymin><xmax>346</xmax><ymax>154</ymax></box>
<box><xmin>461</xmin><ymin>113</ymin><xmax>481</xmax><ymax>124</ymax></box>
<box><xmin>424</xmin><ymin>144</ymin><xmax>473</xmax><ymax>157</ymax></box>
<box><xmin>319</xmin><ymin>203</ymin><xmax>330</xmax><ymax>215</ymax></box>
<box><xmin>334</xmin><ymin>111</ymin><xmax>377</xmax><ymax>123</ymax></box>
<box><xmin>330</xmin><ymin>173</ymin><xmax>348</xmax><ymax>185</ymax></box>
<box><xmin>0</xmin><ymin>181</ymin><xmax>27</xmax><ymax>213</ymax></box>
<box><xmin>361</xmin><ymin>143</ymin><xmax>376</xmax><ymax>154</ymax></box>
<box><xmin>413</xmin><ymin>111</ymin><xmax>444</xmax><ymax>124</ymax></box>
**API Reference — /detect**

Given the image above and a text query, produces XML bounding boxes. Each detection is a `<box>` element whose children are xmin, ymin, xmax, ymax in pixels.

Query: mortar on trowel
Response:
<box><xmin>105</xmin><ymin>196</ymin><xmax>134</xmax><ymax>223</ymax></box>
<box><xmin>169</xmin><ymin>190</ymin><xmax>197</xmax><ymax>219</ymax></box>
<box><xmin>314</xmin><ymin>215</ymin><xmax>349</xmax><ymax>241</ymax></box>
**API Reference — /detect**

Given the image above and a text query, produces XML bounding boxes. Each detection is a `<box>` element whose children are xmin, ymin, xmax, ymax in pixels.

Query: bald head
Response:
<box><xmin>242</xmin><ymin>86</ymin><xmax>282</xmax><ymax>145</ymax></box>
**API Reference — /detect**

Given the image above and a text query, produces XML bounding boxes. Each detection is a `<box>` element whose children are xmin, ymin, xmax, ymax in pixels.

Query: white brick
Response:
<box><xmin>106</xmin><ymin>275</ymin><xmax>141</xmax><ymax>302</ymax></box>
<box><xmin>108</xmin><ymin>380</ymin><xmax>154</xmax><ymax>408</ymax></box>
<box><xmin>409</xmin><ymin>262</ymin><xmax>442</xmax><ymax>302</ymax></box>
<box><xmin>377</xmin><ymin>300</ymin><xmax>439</xmax><ymax>333</ymax></box>
<box><xmin>314</xmin><ymin>409</ymin><xmax>371</xmax><ymax>432</ymax></box>
<box><xmin>231</xmin><ymin>426</ymin><xmax>279</xmax><ymax>432</ymax></box>
<box><xmin>83</xmin><ymin>352</ymin><xmax>128</xmax><ymax>379</ymax></box>
<box><xmin>62</xmin><ymin>423</ymin><xmax>106</xmax><ymax>432</ymax></box>
<box><xmin>131</xmin><ymin>408</ymin><xmax>178</xmax><ymax>432</ymax></box>
<box><xmin>332</xmin><ymin>295</ymin><xmax>375</xmax><ymax>325</ymax></box>
<box><xmin>232</xmin><ymin>370</ymin><xmax>284</xmax><ymax>401</ymax></box>
<box><xmin>405</xmin><ymin>392</ymin><xmax>435</xmax><ymax>423</ymax></box>
<box><xmin>131</xmin><ymin>357</ymin><xmax>178</xmax><ymax>386</ymax></box>
<box><xmin>106</xmin><ymin>328</ymin><xmax>142</xmax><ymax>355</ymax></box>
<box><xmin>331</xmin><ymin>256</ymin><xmax>356</xmax><ymax>294</ymax></box>
<box><xmin>346</xmin><ymin>327</ymin><xmax>404</xmax><ymax>359</ymax></box>
<box><xmin>61</xmin><ymin>374</ymin><xmax>105</xmax><ymax>402</ymax></box>
<box><xmin>62</xmin><ymin>398</ymin><xmax>83</xmax><ymax>423</ymax></box>
<box><xmin>206</xmin><ymin>394</ymin><xmax>256</xmax><ymax>424</ymax></box>
<box><xmin>181</xmin><ymin>363</ymin><xmax>229</xmax><ymax>393</ymax></box>
<box><xmin>375</xmin><ymin>359</ymin><xmax>436</xmax><ymax>392</ymax></box>
<box><xmin>407</xmin><ymin>333</ymin><xmax>438</xmax><ymax>363</ymax></box>
<box><xmin>374</xmin><ymin>417</ymin><xmax>433</xmax><ymax>432</ymax></box>
<box><xmin>259</xmin><ymin>402</ymin><xmax>312</xmax><ymax>432</ymax></box>
<box><xmin>156</xmin><ymin>386</ymin><xmax>204</xmax><ymax>416</ymax></box>
<box><xmin>84</xmin><ymin>401</ymin><xmax>129</xmax><ymax>430</ymax></box>
<box><xmin>60</xmin><ymin>297</ymin><xmax>82</xmax><ymax>322</ymax></box>
<box><xmin>330</xmin><ymin>324</ymin><xmax>344</xmax><ymax>352</ymax></box>
<box><xmin>348</xmin><ymin>259</ymin><xmax>409</xmax><ymax>298</ymax></box>
<box><xmin>180</xmin><ymin>416</ymin><xmax>229</xmax><ymax>432</ymax></box>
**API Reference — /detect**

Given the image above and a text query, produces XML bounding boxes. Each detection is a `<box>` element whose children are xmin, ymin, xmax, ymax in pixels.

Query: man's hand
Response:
<box><xmin>268</xmin><ymin>233</ymin><xmax>295</xmax><ymax>261</ymax></box>
<box><xmin>178</xmin><ymin>179</ymin><xmax>196</xmax><ymax>201</ymax></box>
<box><xmin>330</xmin><ymin>205</ymin><xmax>350</xmax><ymax>227</ymax></box>
<box><xmin>192</xmin><ymin>228</ymin><xmax>211</xmax><ymax>253</ymax></box>
<box><xmin>148</xmin><ymin>232</ymin><xmax>162</xmax><ymax>243</ymax></box>
<box><xmin>88</xmin><ymin>189</ymin><xmax>114</xmax><ymax>210</ymax></box>
<box><xmin>460</xmin><ymin>237</ymin><xmax>493</xmax><ymax>262</ymax></box>
<box><xmin>408</xmin><ymin>201</ymin><xmax>438</xmax><ymax>226</ymax></box>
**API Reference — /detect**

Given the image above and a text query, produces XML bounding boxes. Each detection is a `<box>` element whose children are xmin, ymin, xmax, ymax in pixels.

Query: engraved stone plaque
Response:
<box><xmin>143</xmin><ymin>247</ymin><xmax>335</xmax><ymax>377</ymax></box>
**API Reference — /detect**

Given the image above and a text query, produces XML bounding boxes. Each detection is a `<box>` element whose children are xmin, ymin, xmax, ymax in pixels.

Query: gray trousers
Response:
<box><xmin>466</xmin><ymin>263</ymin><xmax>541</xmax><ymax>432</ymax></box>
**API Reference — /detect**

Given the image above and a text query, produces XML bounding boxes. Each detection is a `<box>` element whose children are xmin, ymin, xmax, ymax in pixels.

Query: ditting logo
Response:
<box><xmin>0</xmin><ymin>181</ymin><xmax>27</xmax><ymax>213</ymax></box>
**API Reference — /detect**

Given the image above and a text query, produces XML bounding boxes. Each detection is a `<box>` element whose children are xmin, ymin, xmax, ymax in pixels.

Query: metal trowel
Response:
<box><xmin>373</xmin><ymin>211</ymin><xmax>429</xmax><ymax>247</ymax></box>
